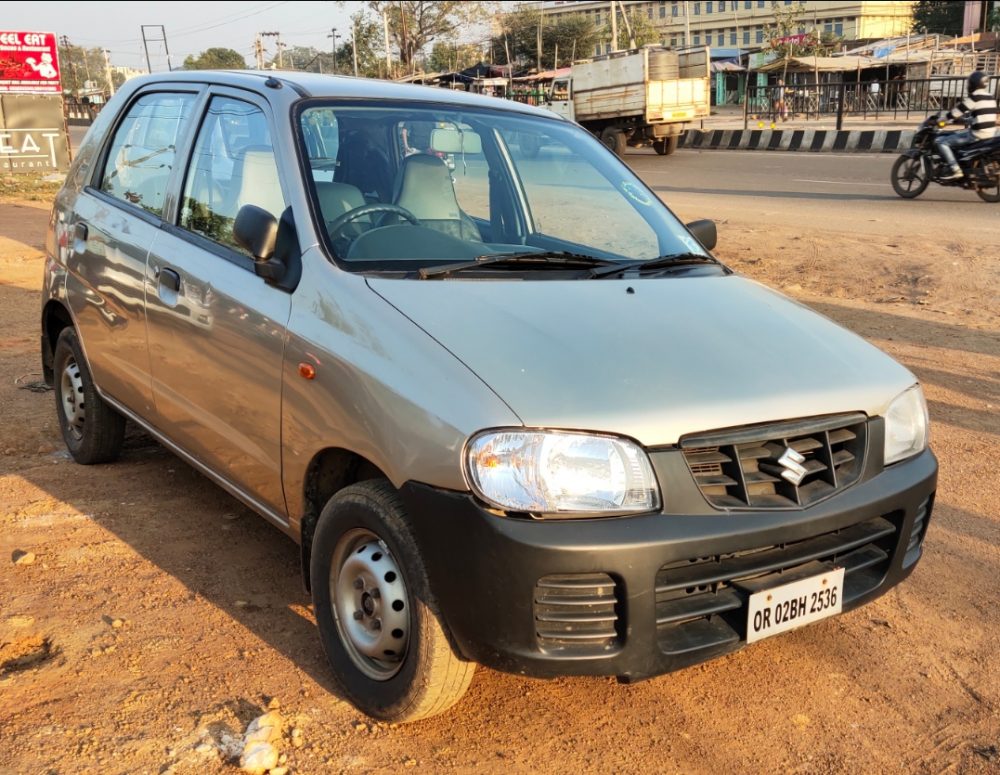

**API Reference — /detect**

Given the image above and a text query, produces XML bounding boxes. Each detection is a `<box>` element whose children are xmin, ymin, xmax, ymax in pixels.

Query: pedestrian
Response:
<box><xmin>774</xmin><ymin>78</ymin><xmax>788</xmax><ymax>122</ymax></box>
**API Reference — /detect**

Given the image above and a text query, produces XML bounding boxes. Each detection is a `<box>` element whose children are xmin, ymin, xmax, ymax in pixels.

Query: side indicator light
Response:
<box><xmin>298</xmin><ymin>363</ymin><xmax>316</xmax><ymax>380</ymax></box>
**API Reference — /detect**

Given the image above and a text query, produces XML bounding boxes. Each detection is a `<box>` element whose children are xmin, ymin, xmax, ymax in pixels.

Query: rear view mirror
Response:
<box><xmin>234</xmin><ymin>204</ymin><xmax>279</xmax><ymax>261</ymax></box>
<box><xmin>685</xmin><ymin>219</ymin><xmax>717</xmax><ymax>251</ymax></box>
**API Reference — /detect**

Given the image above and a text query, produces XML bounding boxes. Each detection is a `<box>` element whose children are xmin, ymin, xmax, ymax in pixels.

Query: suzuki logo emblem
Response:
<box><xmin>777</xmin><ymin>447</ymin><xmax>808</xmax><ymax>485</ymax></box>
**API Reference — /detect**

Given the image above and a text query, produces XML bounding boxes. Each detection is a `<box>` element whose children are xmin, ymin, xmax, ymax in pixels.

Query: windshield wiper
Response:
<box><xmin>418</xmin><ymin>251</ymin><xmax>619</xmax><ymax>279</ymax></box>
<box><xmin>588</xmin><ymin>252</ymin><xmax>728</xmax><ymax>279</ymax></box>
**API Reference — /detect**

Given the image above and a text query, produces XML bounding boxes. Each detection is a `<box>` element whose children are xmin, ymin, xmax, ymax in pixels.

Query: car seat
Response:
<box><xmin>392</xmin><ymin>154</ymin><xmax>482</xmax><ymax>242</ymax></box>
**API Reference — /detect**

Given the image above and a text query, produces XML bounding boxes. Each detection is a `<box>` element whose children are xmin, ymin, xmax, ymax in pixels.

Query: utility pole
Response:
<box><xmin>59</xmin><ymin>35</ymin><xmax>79</xmax><ymax>94</ymax></box>
<box><xmin>684</xmin><ymin>1</ymin><xmax>692</xmax><ymax>47</ymax></box>
<box><xmin>618</xmin><ymin>0</ymin><xmax>635</xmax><ymax>49</ymax></box>
<box><xmin>328</xmin><ymin>27</ymin><xmax>338</xmax><ymax>74</ymax></box>
<box><xmin>102</xmin><ymin>48</ymin><xmax>115</xmax><ymax>96</ymax></box>
<box><xmin>383</xmin><ymin>10</ymin><xmax>392</xmax><ymax>77</ymax></box>
<box><xmin>610</xmin><ymin>0</ymin><xmax>618</xmax><ymax>52</ymax></box>
<box><xmin>536</xmin><ymin>0</ymin><xmax>543</xmax><ymax>70</ymax></box>
<box><xmin>260</xmin><ymin>31</ymin><xmax>281</xmax><ymax>68</ymax></box>
<box><xmin>253</xmin><ymin>34</ymin><xmax>265</xmax><ymax>69</ymax></box>
<box><xmin>352</xmin><ymin>22</ymin><xmax>359</xmax><ymax>76</ymax></box>
<box><xmin>140</xmin><ymin>25</ymin><xmax>172</xmax><ymax>72</ymax></box>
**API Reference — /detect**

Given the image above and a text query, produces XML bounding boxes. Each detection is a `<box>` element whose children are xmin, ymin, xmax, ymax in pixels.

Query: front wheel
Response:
<box><xmin>890</xmin><ymin>153</ymin><xmax>930</xmax><ymax>199</ymax></box>
<box><xmin>653</xmin><ymin>135</ymin><xmax>679</xmax><ymax>156</ymax></box>
<box><xmin>600</xmin><ymin>126</ymin><xmax>627</xmax><ymax>157</ymax></box>
<box><xmin>310</xmin><ymin>480</ymin><xmax>475</xmax><ymax>722</ymax></box>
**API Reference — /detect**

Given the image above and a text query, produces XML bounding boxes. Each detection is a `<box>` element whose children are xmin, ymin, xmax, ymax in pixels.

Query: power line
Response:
<box><xmin>170</xmin><ymin>1</ymin><xmax>292</xmax><ymax>39</ymax></box>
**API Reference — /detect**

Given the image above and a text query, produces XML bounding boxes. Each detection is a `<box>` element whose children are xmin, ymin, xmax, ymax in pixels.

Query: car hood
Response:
<box><xmin>367</xmin><ymin>275</ymin><xmax>916</xmax><ymax>445</ymax></box>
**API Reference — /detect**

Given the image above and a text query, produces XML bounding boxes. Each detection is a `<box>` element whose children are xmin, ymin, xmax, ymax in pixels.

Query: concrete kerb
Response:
<box><xmin>678</xmin><ymin>127</ymin><xmax>914</xmax><ymax>153</ymax></box>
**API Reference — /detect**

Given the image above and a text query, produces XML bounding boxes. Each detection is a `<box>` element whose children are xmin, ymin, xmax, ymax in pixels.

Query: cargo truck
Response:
<box><xmin>542</xmin><ymin>46</ymin><xmax>711</xmax><ymax>157</ymax></box>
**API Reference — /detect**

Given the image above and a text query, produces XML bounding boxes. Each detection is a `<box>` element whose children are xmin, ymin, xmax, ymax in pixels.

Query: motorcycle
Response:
<box><xmin>890</xmin><ymin>114</ymin><xmax>1000</xmax><ymax>202</ymax></box>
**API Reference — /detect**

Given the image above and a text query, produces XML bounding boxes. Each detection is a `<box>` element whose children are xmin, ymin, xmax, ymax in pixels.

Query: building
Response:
<box><xmin>540</xmin><ymin>1</ymin><xmax>916</xmax><ymax>56</ymax></box>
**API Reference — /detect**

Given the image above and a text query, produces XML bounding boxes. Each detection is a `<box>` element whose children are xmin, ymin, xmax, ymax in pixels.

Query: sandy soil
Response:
<box><xmin>1</xmin><ymin>197</ymin><xmax>998</xmax><ymax>775</ymax></box>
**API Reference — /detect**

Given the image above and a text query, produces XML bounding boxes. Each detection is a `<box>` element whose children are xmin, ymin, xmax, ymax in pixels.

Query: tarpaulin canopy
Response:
<box><xmin>753</xmin><ymin>55</ymin><xmax>875</xmax><ymax>73</ymax></box>
<box><xmin>519</xmin><ymin>67</ymin><xmax>571</xmax><ymax>82</ymax></box>
<box><xmin>711</xmin><ymin>60</ymin><xmax>745</xmax><ymax>72</ymax></box>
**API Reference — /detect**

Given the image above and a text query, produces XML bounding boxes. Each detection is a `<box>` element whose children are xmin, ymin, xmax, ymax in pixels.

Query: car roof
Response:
<box><xmin>124</xmin><ymin>70</ymin><xmax>559</xmax><ymax>119</ymax></box>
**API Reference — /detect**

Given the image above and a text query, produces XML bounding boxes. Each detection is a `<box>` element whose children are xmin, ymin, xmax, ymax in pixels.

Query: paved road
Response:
<box><xmin>625</xmin><ymin>149</ymin><xmax>1000</xmax><ymax>240</ymax></box>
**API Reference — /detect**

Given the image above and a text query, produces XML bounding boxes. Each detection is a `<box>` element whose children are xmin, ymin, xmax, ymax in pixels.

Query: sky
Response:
<box><xmin>3</xmin><ymin>1</ymin><xmax>381</xmax><ymax>71</ymax></box>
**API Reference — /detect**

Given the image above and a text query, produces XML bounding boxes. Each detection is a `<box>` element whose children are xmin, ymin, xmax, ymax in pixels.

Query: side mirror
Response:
<box><xmin>234</xmin><ymin>204</ymin><xmax>278</xmax><ymax>261</ymax></box>
<box><xmin>685</xmin><ymin>218</ymin><xmax>717</xmax><ymax>251</ymax></box>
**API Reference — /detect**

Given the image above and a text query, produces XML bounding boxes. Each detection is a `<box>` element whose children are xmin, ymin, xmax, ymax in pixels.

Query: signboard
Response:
<box><xmin>0</xmin><ymin>31</ymin><xmax>62</xmax><ymax>93</ymax></box>
<box><xmin>0</xmin><ymin>95</ymin><xmax>70</xmax><ymax>173</ymax></box>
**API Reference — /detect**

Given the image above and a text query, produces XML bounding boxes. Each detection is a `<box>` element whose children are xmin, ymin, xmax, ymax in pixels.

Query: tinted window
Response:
<box><xmin>179</xmin><ymin>96</ymin><xmax>285</xmax><ymax>255</ymax></box>
<box><xmin>100</xmin><ymin>92</ymin><xmax>196</xmax><ymax>216</ymax></box>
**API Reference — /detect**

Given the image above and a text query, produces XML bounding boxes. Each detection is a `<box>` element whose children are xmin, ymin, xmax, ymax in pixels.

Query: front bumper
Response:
<box><xmin>400</xmin><ymin>448</ymin><xmax>937</xmax><ymax>681</ymax></box>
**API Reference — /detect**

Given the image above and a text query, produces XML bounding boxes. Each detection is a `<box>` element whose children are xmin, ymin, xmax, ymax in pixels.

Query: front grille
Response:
<box><xmin>655</xmin><ymin>514</ymin><xmax>900</xmax><ymax>656</ymax></box>
<box><xmin>534</xmin><ymin>573</ymin><xmax>620</xmax><ymax>654</ymax></box>
<box><xmin>903</xmin><ymin>495</ymin><xmax>932</xmax><ymax>567</ymax></box>
<box><xmin>681</xmin><ymin>414</ymin><xmax>868</xmax><ymax>509</ymax></box>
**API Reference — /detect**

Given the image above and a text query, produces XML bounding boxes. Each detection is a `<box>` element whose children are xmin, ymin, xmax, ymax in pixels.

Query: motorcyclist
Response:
<box><xmin>935</xmin><ymin>71</ymin><xmax>997</xmax><ymax>180</ymax></box>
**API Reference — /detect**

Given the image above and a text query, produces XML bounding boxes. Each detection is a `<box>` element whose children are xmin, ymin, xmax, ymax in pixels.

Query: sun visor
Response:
<box><xmin>430</xmin><ymin>128</ymin><xmax>482</xmax><ymax>155</ymax></box>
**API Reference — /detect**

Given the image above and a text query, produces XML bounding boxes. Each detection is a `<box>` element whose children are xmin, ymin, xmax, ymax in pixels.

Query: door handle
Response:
<box><xmin>159</xmin><ymin>267</ymin><xmax>181</xmax><ymax>293</ymax></box>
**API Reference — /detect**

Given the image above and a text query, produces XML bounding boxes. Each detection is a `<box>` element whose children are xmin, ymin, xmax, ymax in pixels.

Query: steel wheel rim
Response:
<box><xmin>329</xmin><ymin>528</ymin><xmax>410</xmax><ymax>681</ymax></box>
<box><xmin>60</xmin><ymin>358</ymin><xmax>85</xmax><ymax>440</ymax></box>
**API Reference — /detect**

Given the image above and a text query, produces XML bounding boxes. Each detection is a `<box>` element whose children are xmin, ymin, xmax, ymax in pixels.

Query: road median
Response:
<box><xmin>679</xmin><ymin>127</ymin><xmax>914</xmax><ymax>153</ymax></box>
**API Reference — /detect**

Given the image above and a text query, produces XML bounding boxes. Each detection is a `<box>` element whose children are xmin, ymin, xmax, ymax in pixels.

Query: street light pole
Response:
<box><xmin>328</xmin><ymin>27</ymin><xmax>338</xmax><ymax>74</ymax></box>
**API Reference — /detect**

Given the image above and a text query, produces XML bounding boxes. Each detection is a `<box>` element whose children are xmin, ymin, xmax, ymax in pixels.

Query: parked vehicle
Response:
<box><xmin>43</xmin><ymin>71</ymin><xmax>936</xmax><ymax>723</ymax></box>
<box><xmin>543</xmin><ymin>46</ymin><xmax>711</xmax><ymax>156</ymax></box>
<box><xmin>891</xmin><ymin>114</ymin><xmax>1000</xmax><ymax>201</ymax></box>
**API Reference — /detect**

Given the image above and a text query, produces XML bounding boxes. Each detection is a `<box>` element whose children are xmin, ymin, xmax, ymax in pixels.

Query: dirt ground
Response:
<box><xmin>1</xmin><ymin>193</ymin><xmax>998</xmax><ymax>775</ymax></box>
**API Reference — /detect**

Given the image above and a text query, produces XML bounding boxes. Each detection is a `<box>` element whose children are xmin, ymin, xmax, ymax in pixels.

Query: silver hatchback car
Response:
<box><xmin>42</xmin><ymin>71</ymin><xmax>936</xmax><ymax>722</ymax></box>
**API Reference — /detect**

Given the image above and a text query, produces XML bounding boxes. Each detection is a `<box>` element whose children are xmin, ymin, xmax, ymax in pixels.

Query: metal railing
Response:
<box><xmin>745</xmin><ymin>75</ymin><xmax>1000</xmax><ymax>129</ymax></box>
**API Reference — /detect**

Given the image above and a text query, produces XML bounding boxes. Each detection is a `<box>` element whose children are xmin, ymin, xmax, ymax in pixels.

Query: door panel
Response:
<box><xmin>143</xmin><ymin>93</ymin><xmax>290</xmax><ymax>517</ymax></box>
<box><xmin>144</xmin><ymin>230</ymin><xmax>290</xmax><ymax>515</ymax></box>
<box><xmin>67</xmin><ymin>90</ymin><xmax>198</xmax><ymax>415</ymax></box>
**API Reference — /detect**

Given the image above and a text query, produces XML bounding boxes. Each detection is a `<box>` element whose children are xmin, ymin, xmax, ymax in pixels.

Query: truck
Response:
<box><xmin>543</xmin><ymin>46</ymin><xmax>711</xmax><ymax>157</ymax></box>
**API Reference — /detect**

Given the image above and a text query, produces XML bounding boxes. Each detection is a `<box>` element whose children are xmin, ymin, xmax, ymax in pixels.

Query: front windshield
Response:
<box><xmin>297</xmin><ymin>100</ymin><xmax>705</xmax><ymax>270</ymax></box>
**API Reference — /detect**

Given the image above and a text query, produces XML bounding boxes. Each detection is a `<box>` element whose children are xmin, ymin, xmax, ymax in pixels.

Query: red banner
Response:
<box><xmin>0</xmin><ymin>31</ymin><xmax>62</xmax><ymax>94</ymax></box>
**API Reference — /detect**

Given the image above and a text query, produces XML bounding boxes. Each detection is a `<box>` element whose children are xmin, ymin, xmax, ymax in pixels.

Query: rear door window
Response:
<box><xmin>178</xmin><ymin>95</ymin><xmax>285</xmax><ymax>255</ymax></box>
<box><xmin>99</xmin><ymin>92</ymin><xmax>196</xmax><ymax>217</ymax></box>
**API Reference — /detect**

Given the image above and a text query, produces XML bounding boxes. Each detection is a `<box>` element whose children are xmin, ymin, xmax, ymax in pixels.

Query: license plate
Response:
<box><xmin>746</xmin><ymin>567</ymin><xmax>844</xmax><ymax>645</ymax></box>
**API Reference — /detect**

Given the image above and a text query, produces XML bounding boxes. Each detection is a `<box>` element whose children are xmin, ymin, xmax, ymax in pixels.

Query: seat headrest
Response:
<box><xmin>315</xmin><ymin>181</ymin><xmax>366</xmax><ymax>222</ymax></box>
<box><xmin>393</xmin><ymin>154</ymin><xmax>461</xmax><ymax>221</ymax></box>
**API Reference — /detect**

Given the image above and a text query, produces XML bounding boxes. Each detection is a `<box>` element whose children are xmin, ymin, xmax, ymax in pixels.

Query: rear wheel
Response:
<box><xmin>52</xmin><ymin>328</ymin><xmax>125</xmax><ymax>464</ymax></box>
<box><xmin>973</xmin><ymin>159</ymin><xmax>1000</xmax><ymax>202</ymax></box>
<box><xmin>310</xmin><ymin>480</ymin><xmax>475</xmax><ymax>722</ymax></box>
<box><xmin>600</xmin><ymin>126</ymin><xmax>627</xmax><ymax>157</ymax></box>
<box><xmin>890</xmin><ymin>153</ymin><xmax>929</xmax><ymax>199</ymax></box>
<box><xmin>653</xmin><ymin>135</ymin><xmax>679</xmax><ymax>156</ymax></box>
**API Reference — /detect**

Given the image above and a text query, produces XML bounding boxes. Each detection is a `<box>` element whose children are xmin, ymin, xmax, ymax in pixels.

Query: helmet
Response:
<box><xmin>968</xmin><ymin>71</ymin><xmax>986</xmax><ymax>94</ymax></box>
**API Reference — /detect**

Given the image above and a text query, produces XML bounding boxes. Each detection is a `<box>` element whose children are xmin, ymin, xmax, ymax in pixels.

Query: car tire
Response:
<box><xmin>601</xmin><ymin>126</ymin><xmax>627</xmax><ymax>157</ymax></box>
<box><xmin>52</xmin><ymin>327</ymin><xmax>126</xmax><ymax>464</ymax></box>
<box><xmin>310</xmin><ymin>479</ymin><xmax>475</xmax><ymax>722</ymax></box>
<box><xmin>653</xmin><ymin>135</ymin><xmax>679</xmax><ymax>156</ymax></box>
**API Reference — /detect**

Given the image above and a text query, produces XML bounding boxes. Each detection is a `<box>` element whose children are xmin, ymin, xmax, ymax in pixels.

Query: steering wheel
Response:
<box><xmin>326</xmin><ymin>203</ymin><xmax>421</xmax><ymax>244</ymax></box>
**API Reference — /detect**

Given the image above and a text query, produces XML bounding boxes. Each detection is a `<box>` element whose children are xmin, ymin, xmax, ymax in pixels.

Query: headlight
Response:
<box><xmin>884</xmin><ymin>385</ymin><xmax>929</xmax><ymax>465</ymax></box>
<box><xmin>465</xmin><ymin>429</ymin><xmax>660</xmax><ymax>517</ymax></box>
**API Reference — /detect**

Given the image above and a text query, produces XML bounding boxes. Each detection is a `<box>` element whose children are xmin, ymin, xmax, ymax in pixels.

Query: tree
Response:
<box><xmin>427</xmin><ymin>42</ymin><xmax>483</xmax><ymax>73</ymax></box>
<box><xmin>491</xmin><ymin>7</ymin><xmax>602</xmax><ymax>70</ymax></box>
<box><xmin>911</xmin><ymin>0</ymin><xmax>964</xmax><ymax>35</ymax></box>
<box><xmin>183</xmin><ymin>47</ymin><xmax>246</xmax><ymax>70</ymax></box>
<box><xmin>365</xmin><ymin>1</ymin><xmax>493</xmax><ymax>73</ymax></box>
<box><xmin>606</xmin><ymin>8</ymin><xmax>662</xmax><ymax>51</ymax></box>
<box><xmin>57</xmin><ymin>43</ymin><xmax>110</xmax><ymax>95</ymax></box>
